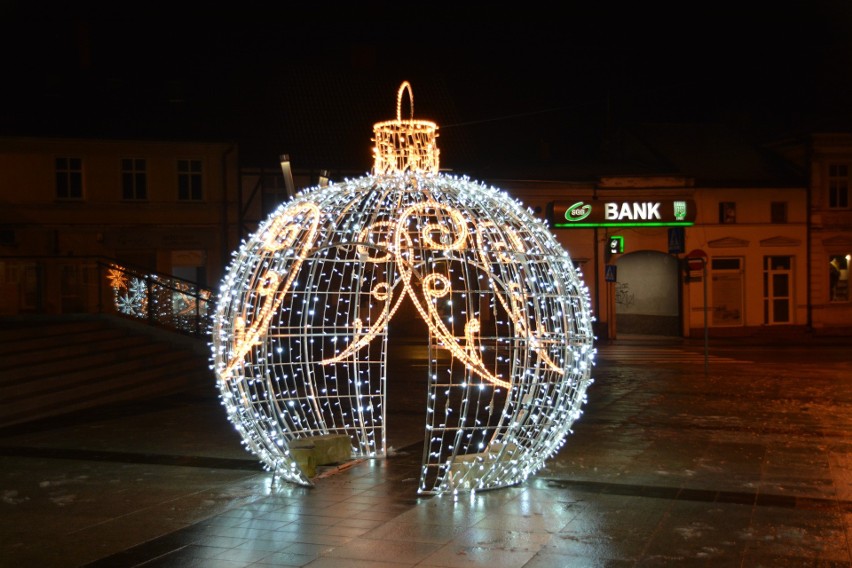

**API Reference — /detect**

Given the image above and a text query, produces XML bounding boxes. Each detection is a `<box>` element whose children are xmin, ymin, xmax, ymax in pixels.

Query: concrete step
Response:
<box><xmin>2</xmin><ymin>347</ymin><xmax>210</xmax><ymax>400</ymax></box>
<box><xmin>0</xmin><ymin>315</ymin><xmax>215</xmax><ymax>428</ymax></box>
<box><xmin>0</xmin><ymin>365</ymin><xmax>216</xmax><ymax>428</ymax></box>
<box><xmin>0</xmin><ymin>335</ymin><xmax>179</xmax><ymax>379</ymax></box>
<box><xmin>0</xmin><ymin>326</ymin><xmax>130</xmax><ymax>361</ymax></box>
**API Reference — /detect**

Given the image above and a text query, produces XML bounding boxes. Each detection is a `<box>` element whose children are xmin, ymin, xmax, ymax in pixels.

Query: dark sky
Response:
<box><xmin>3</xmin><ymin>2</ymin><xmax>852</xmax><ymax>172</ymax></box>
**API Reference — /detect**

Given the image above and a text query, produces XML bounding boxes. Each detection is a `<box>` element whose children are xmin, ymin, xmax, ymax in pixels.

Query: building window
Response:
<box><xmin>770</xmin><ymin>201</ymin><xmax>787</xmax><ymax>223</ymax></box>
<box><xmin>719</xmin><ymin>202</ymin><xmax>736</xmax><ymax>224</ymax></box>
<box><xmin>0</xmin><ymin>228</ymin><xmax>15</xmax><ymax>247</ymax></box>
<box><xmin>56</xmin><ymin>157</ymin><xmax>83</xmax><ymax>199</ymax></box>
<box><xmin>177</xmin><ymin>159</ymin><xmax>203</xmax><ymax>201</ymax></box>
<box><xmin>830</xmin><ymin>254</ymin><xmax>849</xmax><ymax>302</ymax></box>
<box><xmin>763</xmin><ymin>256</ymin><xmax>792</xmax><ymax>324</ymax></box>
<box><xmin>710</xmin><ymin>257</ymin><xmax>743</xmax><ymax>326</ymax></box>
<box><xmin>121</xmin><ymin>158</ymin><xmax>147</xmax><ymax>200</ymax></box>
<box><xmin>828</xmin><ymin>164</ymin><xmax>849</xmax><ymax>209</ymax></box>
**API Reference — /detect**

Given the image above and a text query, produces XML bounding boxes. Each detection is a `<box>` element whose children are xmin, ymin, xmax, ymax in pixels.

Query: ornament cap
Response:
<box><xmin>372</xmin><ymin>81</ymin><xmax>440</xmax><ymax>175</ymax></box>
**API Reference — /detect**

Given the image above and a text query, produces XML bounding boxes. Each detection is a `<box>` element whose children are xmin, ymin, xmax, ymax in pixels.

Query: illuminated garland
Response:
<box><xmin>108</xmin><ymin>266</ymin><xmax>148</xmax><ymax>318</ymax></box>
<box><xmin>107</xmin><ymin>263</ymin><xmax>212</xmax><ymax>334</ymax></box>
<box><xmin>210</xmin><ymin>83</ymin><xmax>595</xmax><ymax>494</ymax></box>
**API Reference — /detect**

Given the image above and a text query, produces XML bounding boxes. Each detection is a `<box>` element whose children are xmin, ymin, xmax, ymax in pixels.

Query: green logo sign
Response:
<box><xmin>564</xmin><ymin>201</ymin><xmax>592</xmax><ymax>222</ymax></box>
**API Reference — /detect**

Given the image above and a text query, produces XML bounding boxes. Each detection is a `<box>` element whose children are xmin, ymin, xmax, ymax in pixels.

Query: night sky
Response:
<box><xmin>3</xmin><ymin>3</ymin><xmax>852</xmax><ymax>174</ymax></box>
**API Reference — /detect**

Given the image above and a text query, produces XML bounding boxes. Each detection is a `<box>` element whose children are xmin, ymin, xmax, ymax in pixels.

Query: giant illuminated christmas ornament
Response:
<box><xmin>210</xmin><ymin>82</ymin><xmax>595</xmax><ymax>494</ymax></box>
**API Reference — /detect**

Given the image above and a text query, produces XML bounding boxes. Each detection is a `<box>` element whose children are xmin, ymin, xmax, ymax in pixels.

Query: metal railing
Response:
<box><xmin>0</xmin><ymin>256</ymin><xmax>215</xmax><ymax>338</ymax></box>
<box><xmin>100</xmin><ymin>261</ymin><xmax>214</xmax><ymax>337</ymax></box>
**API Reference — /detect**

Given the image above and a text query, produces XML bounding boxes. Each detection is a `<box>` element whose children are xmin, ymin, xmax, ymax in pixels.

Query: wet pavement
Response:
<box><xmin>2</xmin><ymin>335</ymin><xmax>852</xmax><ymax>567</ymax></box>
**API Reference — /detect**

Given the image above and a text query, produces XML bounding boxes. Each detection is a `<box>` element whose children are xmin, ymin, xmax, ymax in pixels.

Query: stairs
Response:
<box><xmin>0</xmin><ymin>315</ymin><xmax>218</xmax><ymax>429</ymax></box>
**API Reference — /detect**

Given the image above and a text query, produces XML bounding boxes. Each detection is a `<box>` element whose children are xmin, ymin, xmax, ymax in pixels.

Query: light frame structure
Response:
<box><xmin>210</xmin><ymin>83</ymin><xmax>595</xmax><ymax>494</ymax></box>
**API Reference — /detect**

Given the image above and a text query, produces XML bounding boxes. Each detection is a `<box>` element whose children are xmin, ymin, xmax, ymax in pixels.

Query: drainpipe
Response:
<box><xmin>592</xmin><ymin>186</ymin><xmax>601</xmax><ymax>339</ymax></box>
<box><xmin>221</xmin><ymin>144</ymin><xmax>236</xmax><ymax>283</ymax></box>
<box><xmin>805</xmin><ymin>137</ymin><xmax>813</xmax><ymax>331</ymax></box>
<box><xmin>594</xmin><ymin>226</ymin><xmax>601</xmax><ymax>337</ymax></box>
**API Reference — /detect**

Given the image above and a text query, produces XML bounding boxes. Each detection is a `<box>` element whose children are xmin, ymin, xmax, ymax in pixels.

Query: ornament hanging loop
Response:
<box><xmin>397</xmin><ymin>81</ymin><xmax>414</xmax><ymax>122</ymax></box>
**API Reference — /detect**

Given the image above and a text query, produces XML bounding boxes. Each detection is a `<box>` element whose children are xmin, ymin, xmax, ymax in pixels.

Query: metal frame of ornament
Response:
<box><xmin>210</xmin><ymin>82</ymin><xmax>595</xmax><ymax>495</ymax></box>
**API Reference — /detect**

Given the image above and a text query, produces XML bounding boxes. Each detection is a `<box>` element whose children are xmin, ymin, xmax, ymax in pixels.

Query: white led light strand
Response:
<box><xmin>210</xmin><ymin>83</ymin><xmax>596</xmax><ymax>494</ymax></box>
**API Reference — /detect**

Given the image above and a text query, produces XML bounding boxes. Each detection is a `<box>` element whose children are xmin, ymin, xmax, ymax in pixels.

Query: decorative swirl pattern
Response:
<box><xmin>307</xmin><ymin>198</ymin><xmax>562</xmax><ymax>390</ymax></box>
<box><xmin>221</xmin><ymin>202</ymin><xmax>321</xmax><ymax>378</ymax></box>
<box><xmin>210</xmin><ymin>172</ymin><xmax>595</xmax><ymax>495</ymax></box>
<box><xmin>211</xmin><ymin>81</ymin><xmax>593</xmax><ymax>494</ymax></box>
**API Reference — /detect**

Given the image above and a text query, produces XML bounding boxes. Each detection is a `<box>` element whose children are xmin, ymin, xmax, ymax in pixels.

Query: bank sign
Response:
<box><xmin>550</xmin><ymin>199</ymin><xmax>696</xmax><ymax>228</ymax></box>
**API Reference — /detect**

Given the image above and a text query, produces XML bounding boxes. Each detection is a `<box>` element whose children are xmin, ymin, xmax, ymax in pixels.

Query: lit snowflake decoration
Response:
<box><xmin>116</xmin><ymin>291</ymin><xmax>145</xmax><ymax>316</ymax></box>
<box><xmin>107</xmin><ymin>267</ymin><xmax>128</xmax><ymax>289</ymax></box>
<box><xmin>210</xmin><ymin>83</ymin><xmax>595</xmax><ymax>494</ymax></box>
<box><xmin>128</xmin><ymin>277</ymin><xmax>148</xmax><ymax>298</ymax></box>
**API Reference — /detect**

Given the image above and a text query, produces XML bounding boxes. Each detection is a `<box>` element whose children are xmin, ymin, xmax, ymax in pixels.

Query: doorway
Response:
<box><xmin>614</xmin><ymin>250</ymin><xmax>680</xmax><ymax>335</ymax></box>
<box><xmin>763</xmin><ymin>255</ymin><xmax>793</xmax><ymax>324</ymax></box>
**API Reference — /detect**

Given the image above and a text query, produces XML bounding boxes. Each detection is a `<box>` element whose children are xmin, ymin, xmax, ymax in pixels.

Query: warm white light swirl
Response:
<box><xmin>210</xmin><ymin>172</ymin><xmax>595</xmax><ymax>493</ymax></box>
<box><xmin>209</xmin><ymin>82</ymin><xmax>594</xmax><ymax>494</ymax></box>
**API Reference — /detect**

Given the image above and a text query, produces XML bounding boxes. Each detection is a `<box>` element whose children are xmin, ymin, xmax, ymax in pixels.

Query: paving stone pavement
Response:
<box><xmin>1</xmin><ymin>336</ymin><xmax>852</xmax><ymax>567</ymax></box>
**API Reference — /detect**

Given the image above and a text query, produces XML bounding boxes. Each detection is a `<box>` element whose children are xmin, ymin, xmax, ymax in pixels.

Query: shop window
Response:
<box><xmin>177</xmin><ymin>159</ymin><xmax>203</xmax><ymax>201</ymax></box>
<box><xmin>710</xmin><ymin>257</ymin><xmax>743</xmax><ymax>326</ymax></box>
<box><xmin>56</xmin><ymin>157</ymin><xmax>83</xmax><ymax>199</ymax></box>
<box><xmin>121</xmin><ymin>158</ymin><xmax>147</xmax><ymax>200</ymax></box>
<box><xmin>719</xmin><ymin>202</ymin><xmax>736</xmax><ymax>224</ymax></box>
<box><xmin>828</xmin><ymin>164</ymin><xmax>849</xmax><ymax>209</ymax></box>
<box><xmin>830</xmin><ymin>254</ymin><xmax>849</xmax><ymax>302</ymax></box>
<box><xmin>770</xmin><ymin>201</ymin><xmax>787</xmax><ymax>223</ymax></box>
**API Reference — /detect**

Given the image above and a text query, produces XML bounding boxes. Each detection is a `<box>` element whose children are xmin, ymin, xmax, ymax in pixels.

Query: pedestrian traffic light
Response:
<box><xmin>608</xmin><ymin>235</ymin><xmax>624</xmax><ymax>255</ymax></box>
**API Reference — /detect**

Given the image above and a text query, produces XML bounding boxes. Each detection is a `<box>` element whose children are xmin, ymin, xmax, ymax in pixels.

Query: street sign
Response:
<box><xmin>608</xmin><ymin>235</ymin><xmax>624</xmax><ymax>254</ymax></box>
<box><xmin>668</xmin><ymin>227</ymin><xmax>684</xmax><ymax>254</ymax></box>
<box><xmin>605</xmin><ymin>264</ymin><xmax>617</xmax><ymax>282</ymax></box>
<box><xmin>686</xmin><ymin>249</ymin><xmax>707</xmax><ymax>272</ymax></box>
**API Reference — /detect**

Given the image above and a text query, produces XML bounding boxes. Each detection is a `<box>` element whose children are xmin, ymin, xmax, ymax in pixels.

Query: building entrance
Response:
<box><xmin>614</xmin><ymin>250</ymin><xmax>680</xmax><ymax>335</ymax></box>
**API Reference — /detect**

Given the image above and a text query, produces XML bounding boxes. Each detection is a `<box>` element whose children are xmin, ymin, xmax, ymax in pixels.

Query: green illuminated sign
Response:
<box><xmin>550</xmin><ymin>199</ymin><xmax>696</xmax><ymax>228</ymax></box>
<box><xmin>608</xmin><ymin>235</ymin><xmax>624</xmax><ymax>254</ymax></box>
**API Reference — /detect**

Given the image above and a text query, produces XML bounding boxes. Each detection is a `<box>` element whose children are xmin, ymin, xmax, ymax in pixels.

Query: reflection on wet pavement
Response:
<box><xmin>1</xmin><ymin>338</ymin><xmax>852</xmax><ymax>566</ymax></box>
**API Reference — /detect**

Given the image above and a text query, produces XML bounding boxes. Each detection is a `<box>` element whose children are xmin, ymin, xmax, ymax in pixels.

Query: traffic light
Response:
<box><xmin>607</xmin><ymin>235</ymin><xmax>624</xmax><ymax>255</ymax></box>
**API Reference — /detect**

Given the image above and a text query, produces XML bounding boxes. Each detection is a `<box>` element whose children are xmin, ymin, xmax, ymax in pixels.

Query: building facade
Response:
<box><xmin>803</xmin><ymin>133</ymin><xmax>852</xmax><ymax>332</ymax></box>
<box><xmin>0</xmin><ymin>137</ymin><xmax>239</xmax><ymax>315</ymax></box>
<box><xmin>768</xmin><ymin>132</ymin><xmax>852</xmax><ymax>336</ymax></box>
<box><xmin>500</xmin><ymin>175</ymin><xmax>809</xmax><ymax>340</ymax></box>
<box><xmin>0</xmin><ymin>130</ymin><xmax>848</xmax><ymax>339</ymax></box>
